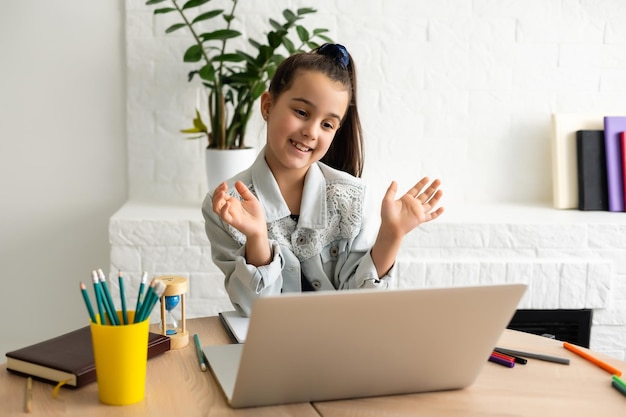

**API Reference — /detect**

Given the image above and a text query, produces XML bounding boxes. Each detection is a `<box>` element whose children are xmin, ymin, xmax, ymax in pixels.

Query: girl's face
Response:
<box><xmin>261</xmin><ymin>70</ymin><xmax>350</xmax><ymax>179</ymax></box>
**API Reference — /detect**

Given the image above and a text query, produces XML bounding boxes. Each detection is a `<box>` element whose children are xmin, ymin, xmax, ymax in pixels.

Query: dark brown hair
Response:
<box><xmin>267</xmin><ymin>45</ymin><xmax>364</xmax><ymax>177</ymax></box>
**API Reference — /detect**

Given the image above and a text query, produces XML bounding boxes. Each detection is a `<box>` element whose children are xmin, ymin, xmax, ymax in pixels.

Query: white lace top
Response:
<box><xmin>202</xmin><ymin>148</ymin><xmax>394</xmax><ymax>316</ymax></box>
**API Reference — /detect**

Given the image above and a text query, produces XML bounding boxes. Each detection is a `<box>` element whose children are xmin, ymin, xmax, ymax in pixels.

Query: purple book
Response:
<box><xmin>603</xmin><ymin>116</ymin><xmax>626</xmax><ymax>212</ymax></box>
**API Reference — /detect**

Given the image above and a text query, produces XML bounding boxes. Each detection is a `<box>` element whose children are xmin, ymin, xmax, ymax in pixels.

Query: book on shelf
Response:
<box><xmin>603</xmin><ymin>116</ymin><xmax>626</xmax><ymax>212</ymax></box>
<box><xmin>576</xmin><ymin>130</ymin><xmax>609</xmax><ymax>211</ymax></box>
<box><xmin>5</xmin><ymin>326</ymin><xmax>170</xmax><ymax>388</ymax></box>
<box><xmin>551</xmin><ymin>114</ymin><xmax>604</xmax><ymax>209</ymax></box>
<box><xmin>621</xmin><ymin>132</ymin><xmax>626</xmax><ymax>209</ymax></box>
<box><xmin>218</xmin><ymin>310</ymin><xmax>249</xmax><ymax>344</ymax></box>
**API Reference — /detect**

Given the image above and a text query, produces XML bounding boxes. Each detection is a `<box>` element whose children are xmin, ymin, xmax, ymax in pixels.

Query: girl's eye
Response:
<box><xmin>322</xmin><ymin>121</ymin><xmax>335</xmax><ymax>130</ymax></box>
<box><xmin>294</xmin><ymin>109</ymin><xmax>307</xmax><ymax>117</ymax></box>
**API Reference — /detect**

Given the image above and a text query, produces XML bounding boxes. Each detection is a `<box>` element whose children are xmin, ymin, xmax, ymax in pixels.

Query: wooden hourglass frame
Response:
<box><xmin>154</xmin><ymin>275</ymin><xmax>189</xmax><ymax>349</ymax></box>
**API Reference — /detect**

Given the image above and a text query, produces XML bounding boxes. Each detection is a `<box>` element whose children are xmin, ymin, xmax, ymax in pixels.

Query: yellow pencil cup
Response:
<box><xmin>90</xmin><ymin>311</ymin><xmax>149</xmax><ymax>406</ymax></box>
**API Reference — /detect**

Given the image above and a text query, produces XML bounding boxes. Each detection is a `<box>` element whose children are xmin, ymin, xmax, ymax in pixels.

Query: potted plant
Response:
<box><xmin>145</xmin><ymin>0</ymin><xmax>334</xmax><ymax>189</ymax></box>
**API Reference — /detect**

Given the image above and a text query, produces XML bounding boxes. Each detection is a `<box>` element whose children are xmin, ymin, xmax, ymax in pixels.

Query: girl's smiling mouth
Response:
<box><xmin>290</xmin><ymin>139</ymin><xmax>312</xmax><ymax>152</ymax></box>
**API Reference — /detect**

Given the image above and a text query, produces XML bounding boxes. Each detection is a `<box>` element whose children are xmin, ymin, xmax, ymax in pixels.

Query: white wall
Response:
<box><xmin>126</xmin><ymin>0</ymin><xmax>626</xmax><ymax>206</ymax></box>
<box><xmin>0</xmin><ymin>1</ymin><xmax>126</xmax><ymax>358</ymax></box>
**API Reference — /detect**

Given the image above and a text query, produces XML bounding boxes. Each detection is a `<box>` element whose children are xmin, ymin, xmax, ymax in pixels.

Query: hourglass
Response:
<box><xmin>154</xmin><ymin>275</ymin><xmax>189</xmax><ymax>349</ymax></box>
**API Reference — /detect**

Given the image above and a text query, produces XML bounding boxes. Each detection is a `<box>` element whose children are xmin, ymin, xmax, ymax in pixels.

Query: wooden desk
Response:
<box><xmin>2</xmin><ymin>317</ymin><xmax>626</xmax><ymax>417</ymax></box>
<box><xmin>0</xmin><ymin>317</ymin><xmax>318</xmax><ymax>417</ymax></box>
<box><xmin>314</xmin><ymin>329</ymin><xmax>626</xmax><ymax>417</ymax></box>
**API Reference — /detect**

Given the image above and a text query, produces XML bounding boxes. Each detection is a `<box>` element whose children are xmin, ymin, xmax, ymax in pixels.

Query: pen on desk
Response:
<box><xmin>118</xmin><ymin>271</ymin><xmax>128</xmax><ymax>325</ymax></box>
<box><xmin>611</xmin><ymin>380</ymin><xmax>626</xmax><ymax>397</ymax></box>
<box><xmin>79</xmin><ymin>282</ymin><xmax>97</xmax><ymax>323</ymax></box>
<box><xmin>194</xmin><ymin>333</ymin><xmax>207</xmax><ymax>372</ymax></box>
<box><xmin>563</xmin><ymin>342</ymin><xmax>622</xmax><ymax>376</ymax></box>
<box><xmin>494</xmin><ymin>347</ymin><xmax>570</xmax><ymax>365</ymax></box>
<box><xmin>491</xmin><ymin>351</ymin><xmax>517</xmax><ymax>364</ymax></box>
<box><xmin>493</xmin><ymin>348</ymin><xmax>527</xmax><ymax>365</ymax></box>
<box><xmin>489</xmin><ymin>353</ymin><xmax>515</xmax><ymax>368</ymax></box>
<box><xmin>24</xmin><ymin>377</ymin><xmax>32</xmax><ymax>413</ymax></box>
<box><xmin>613</xmin><ymin>375</ymin><xmax>626</xmax><ymax>390</ymax></box>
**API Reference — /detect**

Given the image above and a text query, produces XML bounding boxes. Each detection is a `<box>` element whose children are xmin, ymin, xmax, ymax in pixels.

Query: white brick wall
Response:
<box><xmin>117</xmin><ymin>1</ymin><xmax>626</xmax><ymax>360</ymax></box>
<box><xmin>124</xmin><ymin>0</ymin><xmax>626</xmax><ymax>205</ymax></box>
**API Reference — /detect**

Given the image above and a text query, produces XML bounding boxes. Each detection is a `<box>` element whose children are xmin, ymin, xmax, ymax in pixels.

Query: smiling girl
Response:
<box><xmin>202</xmin><ymin>44</ymin><xmax>444</xmax><ymax>315</ymax></box>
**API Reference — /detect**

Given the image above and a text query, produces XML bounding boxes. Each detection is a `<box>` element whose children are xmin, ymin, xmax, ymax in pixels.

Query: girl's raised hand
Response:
<box><xmin>212</xmin><ymin>181</ymin><xmax>267</xmax><ymax>238</ymax></box>
<box><xmin>380</xmin><ymin>178</ymin><xmax>444</xmax><ymax>239</ymax></box>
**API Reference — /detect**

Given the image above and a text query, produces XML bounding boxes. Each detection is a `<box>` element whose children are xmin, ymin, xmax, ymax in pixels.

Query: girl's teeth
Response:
<box><xmin>294</xmin><ymin>142</ymin><xmax>310</xmax><ymax>152</ymax></box>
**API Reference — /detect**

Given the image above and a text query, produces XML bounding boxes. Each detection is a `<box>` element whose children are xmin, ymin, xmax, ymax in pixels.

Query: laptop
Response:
<box><xmin>203</xmin><ymin>283</ymin><xmax>526</xmax><ymax>408</ymax></box>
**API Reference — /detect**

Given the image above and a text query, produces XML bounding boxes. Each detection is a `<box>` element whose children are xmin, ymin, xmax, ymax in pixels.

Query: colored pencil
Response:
<box><xmin>489</xmin><ymin>353</ymin><xmax>515</xmax><ymax>368</ymax></box>
<box><xmin>79</xmin><ymin>282</ymin><xmax>97</xmax><ymax>323</ymax></box>
<box><xmin>491</xmin><ymin>351</ymin><xmax>516</xmax><ymax>364</ymax></box>
<box><xmin>139</xmin><ymin>281</ymin><xmax>167</xmax><ymax>323</ymax></box>
<box><xmin>612</xmin><ymin>380</ymin><xmax>626</xmax><ymax>397</ymax></box>
<box><xmin>135</xmin><ymin>271</ymin><xmax>148</xmax><ymax>314</ymax></box>
<box><xmin>564</xmin><ymin>342</ymin><xmax>622</xmax><ymax>376</ymax></box>
<box><xmin>91</xmin><ymin>270</ymin><xmax>106</xmax><ymax>325</ymax></box>
<box><xmin>97</xmin><ymin>269</ymin><xmax>119</xmax><ymax>325</ymax></box>
<box><xmin>193</xmin><ymin>333</ymin><xmax>207</xmax><ymax>372</ymax></box>
<box><xmin>613</xmin><ymin>375</ymin><xmax>626</xmax><ymax>391</ymax></box>
<box><xmin>494</xmin><ymin>347</ymin><xmax>570</xmax><ymax>365</ymax></box>
<box><xmin>118</xmin><ymin>271</ymin><xmax>128</xmax><ymax>325</ymax></box>
<box><xmin>134</xmin><ymin>280</ymin><xmax>156</xmax><ymax>323</ymax></box>
<box><xmin>492</xmin><ymin>348</ymin><xmax>527</xmax><ymax>364</ymax></box>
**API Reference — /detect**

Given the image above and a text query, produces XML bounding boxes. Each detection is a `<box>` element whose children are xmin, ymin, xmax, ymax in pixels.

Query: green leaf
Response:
<box><xmin>267</xmin><ymin>31</ymin><xmax>283</xmax><ymax>48</ymax></box>
<box><xmin>223</xmin><ymin>14</ymin><xmax>234</xmax><ymax>23</ymax></box>
<box><xmin>236</xmin><ymin>50</ymin><xmax>258</xmax><ymax>67</ymax></box>
<box><xmin>146</xmin><ymin>0</ymin><xmax>167</xmax><ymax>5</ymax></box>
<box><xmin>198</xmin><ymin>64</ymin><xmax>215</xmax><ymax>82</ymax></box>
<box><xmin>183</xmin><ymin>44</ymin><xmax>204</xmax><ymax>62</ymax></box>
<box><xmin>181</xmin><ymin>127</ymin><xmax>202</xmax><ymax>133</ymax></box>
<box><xmin>250</xmin><ymin>82</ymin><xmax>267</xmax><ymax>100</ymax></box>
<box><xmin>248</xmin><ymin>39</ymin><xmax>262</xmax><ymax>50</ymax></box>
<box><xmin>182</xmin><ymin>0</ymin><xmax>211</xmax><ymax>10</ymax></box>
<box><xmin>213</xmin><ymin>53</ymin><xmax>245</xmax><ymax>63</ymax></box>
<box><xmin>154</xmin><ymin>7</ymin><xmax>176</xmax><ymax>14</ymax></box>
<box><xmin>165</xmin><ymin>23</ymin><xmax>187</xmax><ymax>34</ymax></box>
<box><xmin>282</xmin><ymin>37</ymin><xmax>295</xmax><ymax>54</ymax></box>
<box><xmin>200</xmin><ymin>29</ymin><xmax>241</xmax><ymax>42</ymax></box>
<box><xmin>306</xmin><ymin>41</ymin><xmax>323</xmax><ymax>50</ymax></box>
<box><xmin>313</xmin><ymin>28</ymin><xmax>329</xmax><ymax>35</ymax></box>
<box><xmin>296</xmin><ymin>25</ymin><xmax>309</xmax><ymax>42</ymax></box>
<box><xmin>283</xmin><ymin>9</ymin><xmax>298</xmax><ymax>23</ymax></box>
<box><xmin>192</xmin><ymin>9</ymin><xmax>223</xmax><ymax>24</ymax></box>
<box><xmin>269</xmin><ymin>19</ymin><xmax>284</xmax><ymax>32</ymax></box>
<box><xmin>297</xmin><ymin>7</ymin><xmax>316</xmax><ymax>15</ymax></box>
<box><xmin>317</xmin><ymin>34</ymin><xmax>333</xmax><ymax>43</ymax></box>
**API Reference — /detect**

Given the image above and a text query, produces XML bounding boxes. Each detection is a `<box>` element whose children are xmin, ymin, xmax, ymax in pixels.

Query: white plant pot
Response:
<box><xmin>205</xmin><ymin>147</ymin><xmax>258</xmax><ymax>192</ymax></box>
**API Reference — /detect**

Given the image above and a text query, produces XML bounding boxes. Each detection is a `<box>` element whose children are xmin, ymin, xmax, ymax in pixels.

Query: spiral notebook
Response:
<box><xmin>203</xmin><ymin>284</ymin><xmax>526</xmax><ymax>408</ymax></box>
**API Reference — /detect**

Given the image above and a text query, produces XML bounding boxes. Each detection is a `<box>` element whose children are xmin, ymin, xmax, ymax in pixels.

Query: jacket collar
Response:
<box><xmin>251</xmin><ymin>147</ymin><xmax>327</xmax><ymax>229</ymax></box>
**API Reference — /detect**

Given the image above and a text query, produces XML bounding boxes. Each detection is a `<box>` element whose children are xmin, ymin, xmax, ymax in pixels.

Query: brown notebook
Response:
<box><xmin>5</xmin><ymin>326</ymin><xmax>170</xmax><ymax>388</ymax></box>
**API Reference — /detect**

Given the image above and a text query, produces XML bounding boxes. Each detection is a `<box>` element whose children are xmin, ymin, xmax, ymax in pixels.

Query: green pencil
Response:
<box><xmin>135</xmin><ymin>271</ymin><xmax>148</xmax><ymax>315</ymax></box>
<box><xmin>91</xmin><ymin>271</ymin><xmax>106</xmax><ymax>325</ymax></box>
<box><xmin>118</xmin><ymin>271</ymin><xmax>128</xmax><ymax>325</ymax></box>
<box><xmin>97</xmin><ymin>269</ymin><xmax>119</xmax><ymax>325</ymax></box>
<box><xmin>80</xmin><ymin>282</ymin><xmax>97</xmax><ymax>323</ymax></box>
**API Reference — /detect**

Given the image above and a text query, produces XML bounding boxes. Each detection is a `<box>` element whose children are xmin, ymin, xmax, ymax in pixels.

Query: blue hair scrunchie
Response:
<box><xmin>317</xmin><ymin>43</ymin><xmax>349</xmax><ymax>68</ymax></box>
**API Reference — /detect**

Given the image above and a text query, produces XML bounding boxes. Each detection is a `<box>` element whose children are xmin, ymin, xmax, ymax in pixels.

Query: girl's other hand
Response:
<box><xmin>379</xmin><ymin>177</ymin><xmax>444</xmax><ymax>239</ymax></box>
<box><xmin>212</xmin><ymin>181</ymin><xmax>267</xmax><ymax>238</ymax></box>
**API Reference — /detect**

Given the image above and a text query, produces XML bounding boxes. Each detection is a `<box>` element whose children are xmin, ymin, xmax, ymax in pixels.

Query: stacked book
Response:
<box><xmin>551</xmin><ymin>114</ymin><xmax>626</xmax><ymax>211</ymax></box>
